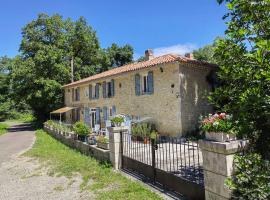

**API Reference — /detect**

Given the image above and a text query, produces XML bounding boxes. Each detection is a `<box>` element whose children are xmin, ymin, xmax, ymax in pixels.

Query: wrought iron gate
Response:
<box><xmin>121</xmin><ymin>132</ymin><xmax>205</xmax><ymax>200</ymax></box>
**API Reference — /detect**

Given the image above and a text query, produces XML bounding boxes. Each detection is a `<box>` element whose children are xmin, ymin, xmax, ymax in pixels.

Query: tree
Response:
<box><xmin>210</xmin><ymin>0</ymin><xmax>270</xmax><ymax>158</ymax></box>
<box><xmin>11</xmin><ymin>13</ymin><xmax>134</xmax><ymax>121</ymax></box>
<box><xmin>193</xmin><ymin>37</ymin><xmax>221</xmax><ymax>64</ymax></box>
<box><xmin>67</xmin><ymin>17</ymin><xmax>102</xmax><ymax>80</ymax></box>
<box><xmin>105</xmin><ymin>43</ymin><xmax>133</xmax><ymax>68</ymax></box>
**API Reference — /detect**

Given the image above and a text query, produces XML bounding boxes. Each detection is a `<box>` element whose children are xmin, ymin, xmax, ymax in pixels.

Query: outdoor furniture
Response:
<box><xmin>92</xmin><ymin>124</ymin><xmax>100</xmax><ymax>135</ymax></box>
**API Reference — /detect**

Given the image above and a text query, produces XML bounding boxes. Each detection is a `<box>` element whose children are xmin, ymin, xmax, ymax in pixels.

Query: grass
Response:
<box><xmin>0</xmin><ymin>122</ymin><xmax>9</xmax><ymax>136</ymax></box>
<box><xmin>25</xmin><ymin>130</ymin><xmax>163</xmax><ymax>200</ymax></box>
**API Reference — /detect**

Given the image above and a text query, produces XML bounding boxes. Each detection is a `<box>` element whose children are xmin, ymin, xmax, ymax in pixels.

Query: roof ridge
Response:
<box><xmin>63</xmin><ymin>54</ymin><xmax>216</xmax><ymax>88</ymax></box>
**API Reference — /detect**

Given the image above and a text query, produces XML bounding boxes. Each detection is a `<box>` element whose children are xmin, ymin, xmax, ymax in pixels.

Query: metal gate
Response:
<box><xmin>121</xmin><ymin>132</ymin><xmax>205</xmax><ymax>200</ymax></box>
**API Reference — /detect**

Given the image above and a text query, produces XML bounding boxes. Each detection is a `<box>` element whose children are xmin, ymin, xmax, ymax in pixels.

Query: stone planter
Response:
<box><xmin>206</xmin><ymin>132</ymin><xmax>237</xmax><ymax>142</ymax></box>
<box><xmin>97</xmin><ymin>142</ymin><xmax>109</xmax><ymax>150</ymax></box>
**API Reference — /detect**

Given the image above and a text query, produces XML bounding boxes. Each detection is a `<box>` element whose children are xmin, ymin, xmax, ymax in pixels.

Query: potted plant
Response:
<box><xmin>131</xmin><ymin>122</ymin><xmax>155</xmax><ymax>143</ymax></box>
<box><xmin>200</xmin><ymin>113</ymin><xmax>237</xmax><ymax>142</ymax></box>
<box><xmin>96</xmin><ymin>136</ymin><xmax>109</xmax><ymax>150</ymax></box>
<box><xmin>111</xmin><ymin>116</ymin><xmax>124</xmax><ymax>127</ymax></box>
<box><xmin>73</xmin><ymin>122</ymin><xmax>90</xmax><ymax>142</ymax></box>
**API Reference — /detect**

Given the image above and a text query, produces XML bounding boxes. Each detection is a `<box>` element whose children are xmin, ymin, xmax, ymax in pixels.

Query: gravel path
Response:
<box><xmin>0</xmin><ymin>122</ymin><xmax>93</xmax><ymax>200</ymax></box>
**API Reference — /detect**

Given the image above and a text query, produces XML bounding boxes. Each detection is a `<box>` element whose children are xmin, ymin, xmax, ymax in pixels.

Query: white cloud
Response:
<box><xmin>153</xmin><ymin>43</ymin><xmax>197</xmax><ymax>56</ymax></box>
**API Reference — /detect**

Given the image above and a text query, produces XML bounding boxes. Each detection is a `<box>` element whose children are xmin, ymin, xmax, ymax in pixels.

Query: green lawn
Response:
<box><xmin>0</xmin><ymin>123</ymin><xmax>9</xmax><ymax>136</ymax></box>
<box><xmin>25</xmin><ymin>130</ymin><xmax>163</xmax><ymax>200</ymax></box>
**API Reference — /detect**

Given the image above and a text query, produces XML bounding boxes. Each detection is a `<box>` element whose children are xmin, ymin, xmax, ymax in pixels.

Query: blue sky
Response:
<box><xmin>0</xmin><ymin>0</ymin><xmax>227</xmax><ymax>59</ymax></box>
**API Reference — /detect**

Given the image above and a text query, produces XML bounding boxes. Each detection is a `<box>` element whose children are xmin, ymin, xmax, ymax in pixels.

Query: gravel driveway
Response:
<box><xmin>0</xmin><ymin>122</ymin><xmax>93</xmax><ymax>200</ymax></box>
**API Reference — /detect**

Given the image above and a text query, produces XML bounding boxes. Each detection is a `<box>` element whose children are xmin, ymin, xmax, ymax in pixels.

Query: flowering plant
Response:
<box><xmin>200</xmin><ymin>113</ymin><xmax>235</xmax><ymax>134</ymax></box>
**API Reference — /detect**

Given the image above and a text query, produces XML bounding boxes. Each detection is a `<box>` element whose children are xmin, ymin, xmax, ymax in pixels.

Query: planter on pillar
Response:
<box><xmin>199</xmin><ymin>139</ymin><xmax>248</xmax><ymax>200</ymax></box>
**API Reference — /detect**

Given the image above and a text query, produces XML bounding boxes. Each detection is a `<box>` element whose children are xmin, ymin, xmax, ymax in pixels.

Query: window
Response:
<box><xmin>75</xmin><ymin>88</ymin><xmax>80</xmax><ymax>101</ymax></box>
<box><xmin>103</xmin><ymin>79</ymin><xmax>115</xmax><ymax>98</ymax></box>
<box><xmin>107</xmin><ymin>82</ymin><xmax>112</xmax><ymax>97</ymax></box>
<box><xmin>142</xmin><ymin>75</ymin><xmax>148</xmax><ymax>94</ymax></box>
<box><xmin>94</xmin><ymin>84</ymin><xmax>99</xmax><ymax>99</ymax></box>
<box><xmin>84</xmin><ymin>87</ymin><xmax>89</xmax><ymax>97</ymax></box>
<box><xmin>109</xmin><ymin>106</ymin><xmax>116</xmax><ymax>117</ymax></box>
<box><xmin>109</xmin><ymin>107</ymin><xmax>113</xmax><ymax>117</ymax></box>
<box><xmin>135</xmin><ymin>71</ymin><xmax>154</xmax><ymax>96</ymax></box>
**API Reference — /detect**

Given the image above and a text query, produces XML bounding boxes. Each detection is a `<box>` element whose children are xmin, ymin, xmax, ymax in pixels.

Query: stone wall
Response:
<box><xmin>44</xmin><ymin>126</ymin><xmax>110</xmax><ymax>163</ymax></box>
<box><xmin>64</xmin><ymin>61</ymin><xmax>214</xmax><ymax>136</ymax></box>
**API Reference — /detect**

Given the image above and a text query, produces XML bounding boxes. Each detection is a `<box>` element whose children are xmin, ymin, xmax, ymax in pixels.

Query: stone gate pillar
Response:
<box><xmin>199</xmin><ymin>139</ymin><xmax>248</xmax><ymax>200</ymax></box>
<box><xmin>108</xmin><ymin>126</ymin><xmax>129</xmax><ymax>170</ymax></box>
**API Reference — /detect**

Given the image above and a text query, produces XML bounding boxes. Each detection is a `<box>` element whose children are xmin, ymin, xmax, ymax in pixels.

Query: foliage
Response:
<box><xmin>96</xmin><ymin>135</ymin><xmax>109</xmax><ymax>143</ymax></box>
<box><xmin>0</xmin><ymin>57</ymin><xmax>30</xmax><ymax>120</ymax></box>
<box><xmin>225</xmin><ymin>153</ymin><xmax>270</xmax><ymax>200</ymax></box>
<box><xmin>25</xmin><ymin>130</ymin><xmax>162</xmax><ymax>200</ymax></box>
<box><xmin>131</xmin><ymin>122</ymin><xmax>155</xmax><ymax>137</ymax></box>
<box><xmin>73</xmin><ymin>122</ymin><xmax>90</xmax><ymax>136</ymax></box>
<box><xmin>9</xmin><ymin>13</ymin><xmax>134</xmax><ymax>122</ymax></box>
<box><xmin>46</xmin><ymin>120</ymin><xmax>72</xmax><ymax>133</ymax></box>
<box><xmin>0</xmin><ymin>123</ymin><xmax>9</xmax><ymax>136</ymax></box>
<box><xmin>200</xmin><ymin>113</ymin><xmax>235</xmax><ymax>134</ymax></box>
<box><xmin>193</xmin><ymin>37</ymin><xmax>221</xmax><ymax>63</ymax></box>
<box><xmin>210</xmin><ymin>0</ymin><xmax>270</xmax><ymax>158</ymax></box>
<box><xmin>105</xmin><ymin>43</ymin><xmax>133</xmax><ymax>68</ymax></box>
<box><xmin>111</xmin><ymin>116</ymin><xmax>124</xmax><ymax>127</ymax></box>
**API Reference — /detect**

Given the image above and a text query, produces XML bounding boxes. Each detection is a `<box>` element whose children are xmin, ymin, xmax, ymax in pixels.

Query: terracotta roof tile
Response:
<box><xmin>63</xmin><ymin>54</ymin><xmax>216</xmax><ymax>88</ymax></box>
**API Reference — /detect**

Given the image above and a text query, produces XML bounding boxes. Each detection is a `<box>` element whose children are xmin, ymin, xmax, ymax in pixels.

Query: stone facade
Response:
<box><xmin>64</xmin><ymin>61</ymin><xmax>214</xmax><ymax>136</ymax></box>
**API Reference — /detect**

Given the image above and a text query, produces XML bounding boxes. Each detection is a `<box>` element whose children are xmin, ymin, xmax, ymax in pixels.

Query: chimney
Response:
<box><xmin>145</xmin><ymin>49</ymin><xmax>154</xmax><ymax>60</ymax></box>
<box><xmin>185</xmin><ymin>53</ymin><xmax>194</xmax><ymax>59</ymax></box>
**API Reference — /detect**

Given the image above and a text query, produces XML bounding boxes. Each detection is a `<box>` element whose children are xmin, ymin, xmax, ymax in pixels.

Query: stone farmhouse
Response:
<box><xmin>61</xmin><ymin>50</ymin><xmax>216</xmax><ymax>136</ymax></box>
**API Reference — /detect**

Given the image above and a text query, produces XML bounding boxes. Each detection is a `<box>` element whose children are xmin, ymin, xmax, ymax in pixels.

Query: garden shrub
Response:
<box><xmin>226</xmin><ymin>153</ymin><xmax>270</xmax><ymax>200</ymax></box>
<box><xmin>73</xmin><ymin>122</ymin><xmax>90</xmax><ymax>136</ymax></box>
<box><xmin>131</xmin><ymin>122</ymin><xmax>155</xmax><ymax>137</ymax></box>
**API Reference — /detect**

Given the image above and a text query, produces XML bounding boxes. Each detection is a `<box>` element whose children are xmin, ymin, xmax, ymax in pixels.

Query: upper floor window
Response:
<box><xmin>75</xmin><ymin>87</ymin><xmax>80</xmax><ymax>101</ymax></box>
<box><xmin>135</xmin><ymin>71</ymin><xmax>154</xmax><ymax>96</ymax></box>
<box><xmin>72</xmin><ymin>87</ymin><xmax>80</xmax><ymax>101</ymax></box>
<box><xmin>103</xmin><ymin>79</ymin><xmax>115</xmax><ymax>98</ymax></box>
<box><xmin>89</xmin><ymin>83</ymin><xmax>100</xmax><ymax>100</ymax></box>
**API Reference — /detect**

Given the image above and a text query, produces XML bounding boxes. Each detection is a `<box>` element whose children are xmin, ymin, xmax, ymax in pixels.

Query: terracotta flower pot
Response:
<box><xmin>144</xmin><ymin>137</ymin><xmax>149</xmax><ymax>144</ymax></box>
<box><xmin>206</xmin><ymin>132</ymin><xmax>237</xmax><ymax>142</ymax></box>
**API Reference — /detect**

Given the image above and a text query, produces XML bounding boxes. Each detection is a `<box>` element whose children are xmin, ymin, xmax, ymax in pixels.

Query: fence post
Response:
<box><xmin>108</xmin><ymin>126</ymin><xmax>129</xmax><ymax>170</ymax></box>
<box><xmin>199</xmin><ymin>139</ymin><xmax>248</xmax><ymax>200</ymax></box>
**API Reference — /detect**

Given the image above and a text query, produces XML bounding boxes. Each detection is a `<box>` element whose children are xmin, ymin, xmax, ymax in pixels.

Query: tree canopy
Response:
<box><xmin>210</xmin><ymin>0</ymin><xmax>270</xmax><ymax>158</ymax></box>
<box><xmin>10</xmin><ymin>13</ymin><xmax>134</xmax><ymax>121</ymax></box>
<box><xmin>193</xmin><ymin>38</ymin><xmax>220</xmax><ymax>64</ymax></box>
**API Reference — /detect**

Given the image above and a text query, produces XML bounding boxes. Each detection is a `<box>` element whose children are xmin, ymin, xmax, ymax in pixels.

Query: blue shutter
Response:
<box><xmin>89</xmin><ymin>85</ymin><xmax>92</xmax><ymax>99</ymax></box>
<box><xmin>112</xmin><ymin>105</ymin><xmax>116</xmax><ymax>116</ymax></box>
<box><xmin>111</xmin><ymin>79</ymin><xmax>115</xmax><ymax>97</ymax></box>
<box><xmin>84</xmin><ymin>107</ymin><xmax>90</xmax><ymax>126</ymax></box>
<box><xmin>96</xmin><ymin>107</ymin><xmax>100</xmax><ymax>124</ymax></box>
<box><xmin>135</xmin><ymin>74</ymin><xmax>141</xmax><ymax>96</ymax></box>
<box><xmin>95</xmin><ymin>84</ymin><xmax>99</xmax><ymax>99</ymax></box>
<box><xmin>147</xmin><ymin>71</ymin><xmax>154</xmax><ymax>94</ymax></box>
<box><xmin>102</xmin><ymin>81</ymin><xmax>106</xmax><ymax>98</ymax></box>
<box><xmin>103</xmin><ymin>106</ymin><xmax>108</xmax><ymax>121</ymax></box>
